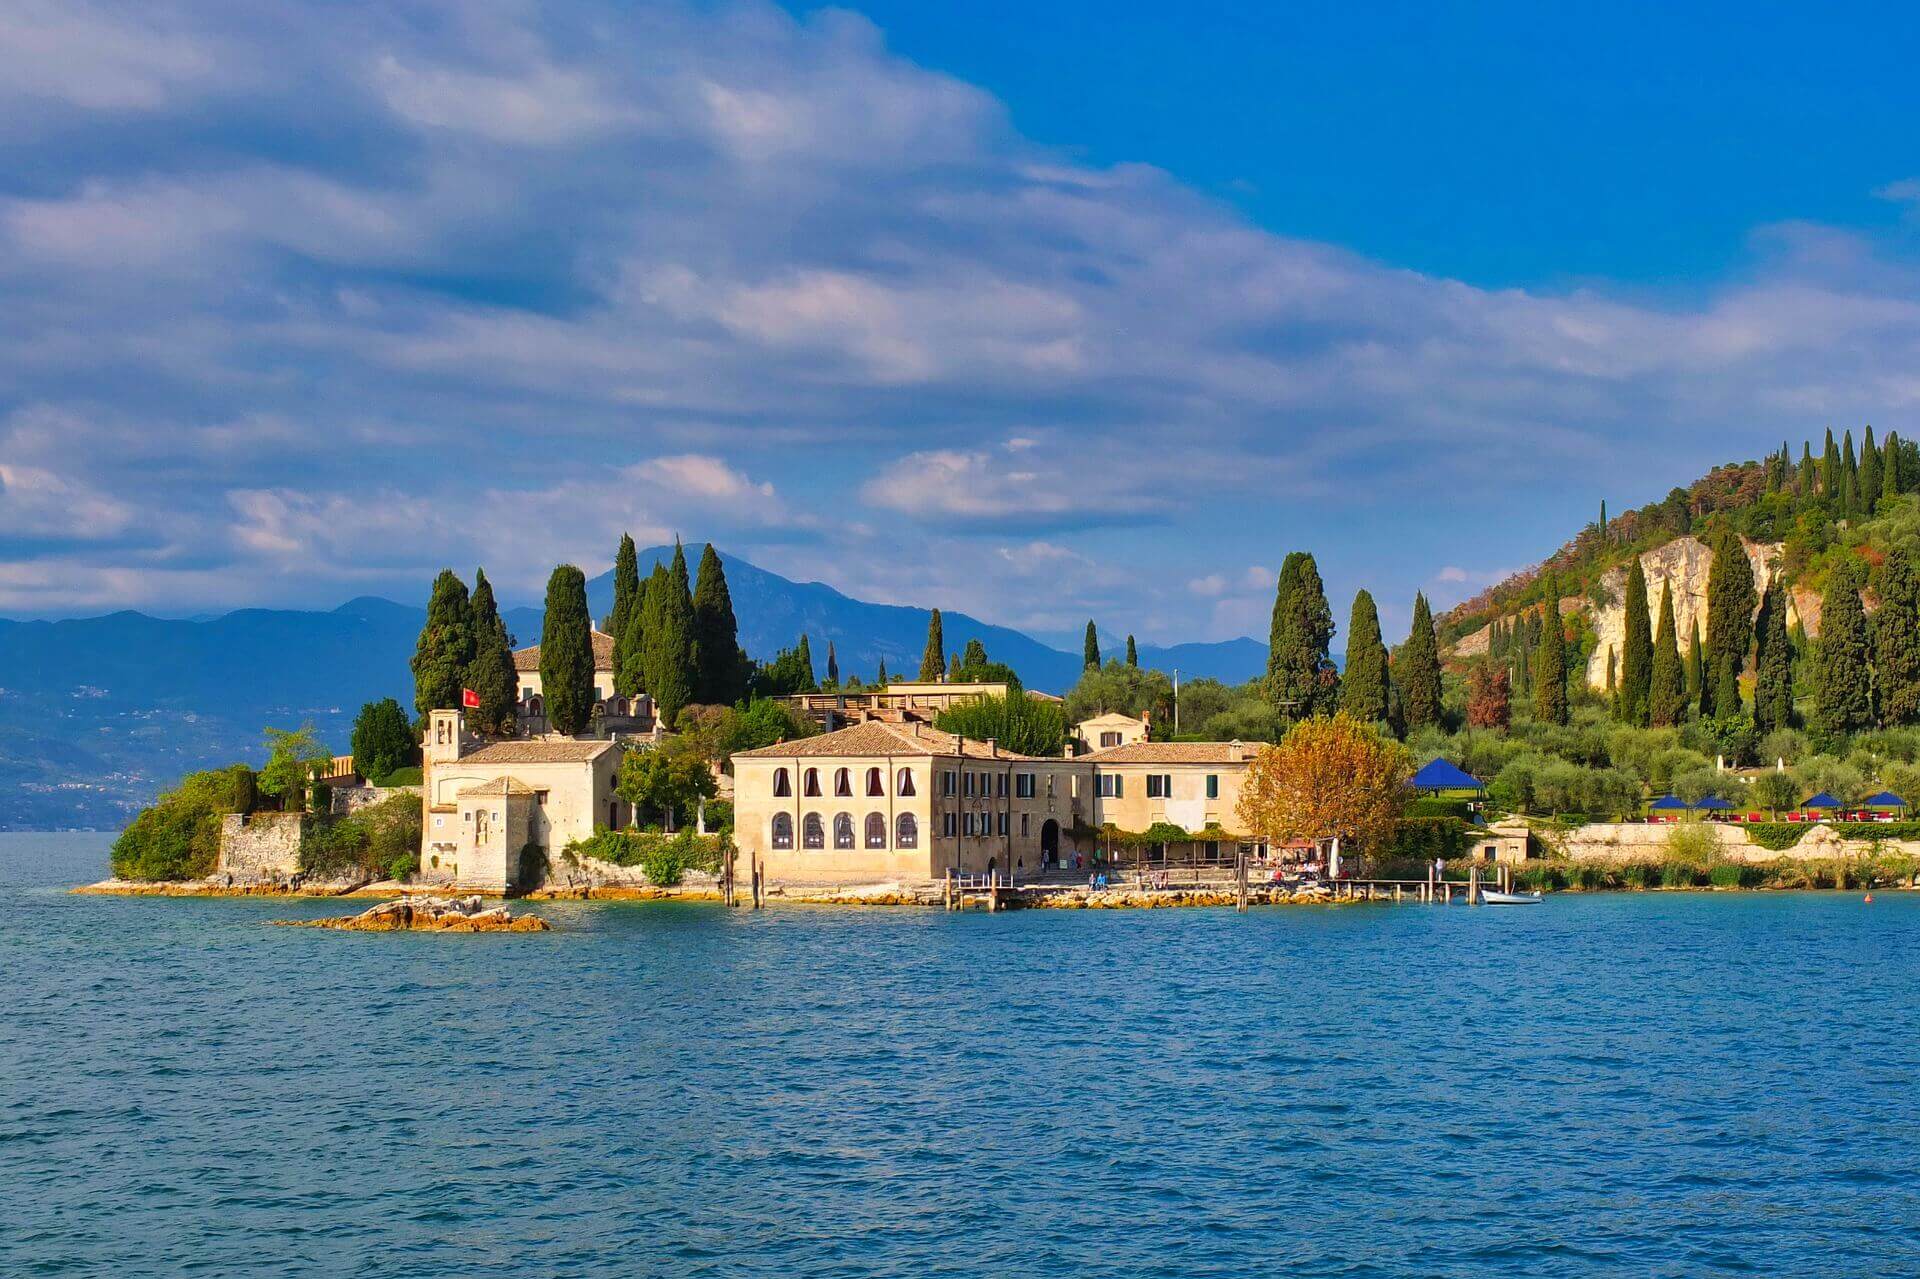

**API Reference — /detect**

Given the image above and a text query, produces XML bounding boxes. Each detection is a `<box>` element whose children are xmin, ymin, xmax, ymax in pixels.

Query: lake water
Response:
<box><xmin>4</xmin><ymin>832</ymin><xmax>1918</xmax><ymax>1277</ymax></box>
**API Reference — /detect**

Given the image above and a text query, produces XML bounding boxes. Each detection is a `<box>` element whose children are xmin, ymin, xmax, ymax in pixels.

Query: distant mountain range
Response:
<box><xmin>0</xmin><ymin>545</ymin><xmax>1266</xmax><ymax>829</ymax></box>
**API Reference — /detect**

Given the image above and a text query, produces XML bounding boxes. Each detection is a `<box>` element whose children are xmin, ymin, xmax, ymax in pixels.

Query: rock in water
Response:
<box><xmin>279</xmin><ymin>896</ymin><xmax>551</xmax><ymax>933</ymax></box>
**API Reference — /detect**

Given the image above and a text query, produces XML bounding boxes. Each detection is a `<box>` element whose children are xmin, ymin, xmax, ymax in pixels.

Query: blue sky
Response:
<box><xmin>2</xmin><ymin>1</ymin><xmax>1918</xmax><ymax>652</ymax></box>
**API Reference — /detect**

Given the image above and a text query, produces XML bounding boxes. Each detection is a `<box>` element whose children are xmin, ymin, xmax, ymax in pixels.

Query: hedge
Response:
<box><xmin>1389</xmin><ymin>816</ymin><xmax>1469</xmax><ymax>862</ymax></box>
<box><xmin>1748</xmin><ymin>821</ymin><xmax>1920</xmax><ymax>851</ymax></box>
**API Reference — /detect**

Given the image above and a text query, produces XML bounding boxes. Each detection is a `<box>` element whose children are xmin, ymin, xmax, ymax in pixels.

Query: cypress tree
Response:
<box><xmin>1884</xmin><ymin>430</ymin><xmax>1904</xmax><ymax>496</ymax></box>
<box><xmin>956</xmin><ymin>638</ymin><xmax>989</xmax><ymax>678</ymax></box>
<box><xmin>642</xmin><ymin>543</ymin><xmax>697</xmax><ymax>727</ymax></box>
<box><xmin>1400</xmin><ymin>591</ymin><xmax>1443</xmax><ymax>732</ymax></box>
<box><xmin>876</xmin><ymin>658</ymin><xmax>890</xmax><ymax>685</ymax></box>
<box><xmin>1752</xmin><ymin>580</ymin><xmax>1793</xmax><ymax>735</ymax></box>
<box><xmin>796</xmin><ymin>635</ymin><xmax>817</xmax><ymax>690</ymax></box>
<box><xmin>411</xmin><ymin>569</ymin><xmax>474</xmax><ymax>719</ymax></box>
<box><xmin>1813</xmin><ymin>560</ymin><xmax>1873</xmax><ymax>738</ymax></box>
<box><xmin>691</xmin><ymin>544</ymin><xmax>743</xmax><ymax>705</ymax></box>
<box><xmin>1083</xmin><ymin>621</ymin><xmax>1100</xmax><ymax>670</ymax></box>
<box><xmin>467</xmin><ymin>568</ymin><xmax>517</xmax><ymax>734</ymax></box>
<box><xmin>919</xmin><ymin>609</ymin><xmax>945</xmax><ymax>681</ymax></box>
<box><xmin>1843</xmin><ymin>430</ymin><xmax>1859</xmax><ymax>516</ymax></box>
<box><xmin>1649</xmin><ymin>581</ymin><xmax>1687</xmax><ymax>727</ymax></box>
<box><xmin>1599</xmin><ymin>499</ymin><xmax>1608</xmax><ymax>544</ymax></box>
<box><xmin>1605</xmin><ymin>646</ymin><xmax>1617</xmax><ymax>695</ymax></box>
<box><xmin>1799</xmin><ymin>442</ymin><xmax>1817</xmax><ymax>501</ymax></box>
<box><xmin>608</xmin><ymin>533</ymin><xmax>640</xmax><ymax>689</ymax></box>
<box><xmin>1266</xmin><ymin>551</ymin><xmax>1338</xmax><ymax>718</ymax></box>
<box><xmin>539</xmin><ymin>565</ymin><xmax>595</xmax><ymax>736</ymax></box>
<box><xmin>1860</xmin><ymin>426</ymin><xmax>1882</xmax><ymax>513</ymax></box>
<box><xmin>1686</xmin><ymin>617</ymin><xmax>1703</xmax><ymax>707</ymax></box>
<box><xmin>1511</xmin><ymin>615</ymin><xmax>1532</xmax><ymax>698</ymax></box>
<box><xmin>825</xmin><ymin>640</ymin><xmax>839</xmax><ymax>687</ymax></box>
<box><xmin>620</xmin><ymin>569</ymin><xmax>654</xmax><ymax>698</ymax></box>
<box><xmin>1617</xmin><ymin>558</ymin><xmax>1652</xmax><ymax>726</ymax></box>
<box><xmin>1702</xmin><ymin>528</ymin><xmax>1755</xmax><ymax>718</ymax></box>
<box><xmin>1125</xmin><ymin>634</ymin><xmax>1138</xmax><ymax>667</ymax></box>
<box><xmin>1873</xmin><ymin>548</ymin><xmax>1920</xmax><ymax>726</ymax></box>
<box><xmin>1822</xmin><ymin>429</ymin><xmax>1841</xmax><ymax>503</ymax></box>
<box><xmin>1342</xmin><ymin>589</ymin><xmax>1391</xmax><ymax>725</ymax></box>
<box><xmin>1532</xmin><ymin>580</ymin><xmax>1569</xmax><ymax>726</ymax></box>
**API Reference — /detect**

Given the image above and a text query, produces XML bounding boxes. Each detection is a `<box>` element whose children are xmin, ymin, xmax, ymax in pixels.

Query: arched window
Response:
<box><xmin>896</xmin><ymin>767</ymin><xmax>916</xmax><ymax>797</ymax></box>
<box><xmin>834</xmin><ymin>767</ymin><xmax>852</xmax><ymax>797</ymax></box>
<box><xmin>803</xmin><ymin>768</ymin><xmax>822</xmax><ymax>797</ymax></box>
<box><xmin>865</xmin><ymin>813</ymin><xmax>887</xmax><ymax>848</ymax></box>
<box><xmin>802</xmin><ymin>814</ymin><xmax>824</xmax><ymax>849</ymax></box>
<box><xmin>773</xmin><ymin>768</ymin><xmax>791</xmax><ymax>798</ymax></box>
<box><xmin>896</xmin><ymin>813</ymin><xmax>918</xmax><ymax>848</ymax></box>
<box><xmin>866</xmin><ymin>767</ymin><xmax>884</xmax><ymax>796</ymax></box>
<box><xmin>771</xmin><ymin>813</ymin><xmax>793</xmax><ymax>849</ymax></box>
<box><xmin>527</xmin><ymin>693</ymin><xmax>543</xmax><ymax>717</ymax></box>
<box><xmin>834</xmin><ymin>813</ymin><xmax>855</xmax><ymax>849</ymax></box>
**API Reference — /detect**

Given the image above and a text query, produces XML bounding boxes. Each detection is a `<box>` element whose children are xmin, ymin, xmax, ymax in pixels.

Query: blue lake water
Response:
<box><xmin>3</xmin><ymin>831</ymin><xmax>1918</xmax><ymax>1277</ymax></box>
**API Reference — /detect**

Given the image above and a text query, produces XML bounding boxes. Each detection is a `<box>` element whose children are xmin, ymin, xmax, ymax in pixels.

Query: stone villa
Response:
<box><xmin>512</xmin><ymin>630</ymin><xmax>658</xmax><ymax>737</ymax></box>
<box><xmin>732</xmin><ymin>717</ymin><xmax>1266</xmax><ymax>883</ymax></box>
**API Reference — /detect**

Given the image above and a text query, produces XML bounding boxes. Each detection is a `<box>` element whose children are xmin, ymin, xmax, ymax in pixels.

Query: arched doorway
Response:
<box><xmin>1041</xmin><ymin>819</ymin><xmax>1060</xmax><ymax>868</ymax></box>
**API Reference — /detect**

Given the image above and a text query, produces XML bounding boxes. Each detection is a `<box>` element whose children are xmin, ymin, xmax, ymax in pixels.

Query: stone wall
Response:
<box><xmin>218</xmin><ymin>812</ymin><xmax>305</xmax><ymax>884</ymax></box>
<box><xmin>1553</xmin><ymin>821</ymin><xmax>1920</xmax><ymax>864</ymax></box>
<box><xmin>329</xmin><ymin>784</ymin><xmax>421</xmax><ymax>816</ymax></box>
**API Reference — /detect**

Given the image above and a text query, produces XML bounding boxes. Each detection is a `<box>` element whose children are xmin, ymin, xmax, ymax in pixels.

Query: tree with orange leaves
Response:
<box><xmin>1236</xmin><ymin>713</ymin><xmax>1412</xmax><ymax>855</ymax></box>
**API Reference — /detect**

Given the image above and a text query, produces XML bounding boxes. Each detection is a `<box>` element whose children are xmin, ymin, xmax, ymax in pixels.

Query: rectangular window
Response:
<box><xmin>942</xmin><ymin>771</ymin><xmax>957</xmax><ymax>796</ymax></box>
<box><xmin>1207</xmin><ymin>774</ymin><xmax>1220</xmax><ymax>800</ymax></box>
<box><xmin>997</xmin><ymin>773</ymin><xmax>1008</xmax><ymax>797</ymax></box>
<box><xmin>1020</xmin><ymin>813</ymin><xmax>1029</xmax><ymax>836</ymax></box>
<box><xmin>1016</xmin><ymin>773</ymin><xmax>1035</xmax><ymax>798</ymax></box>
<box><xmin>1146</xmin><ymin>775</ymin><xmax>1165</xmax><ymax>799</ymax></box>
<box><xmin>998</xmin><ymin>812</ymin><xmax>1009</xmax><ymax>836</ymax></box>
<box><xmin>943</xmin><ymin>813</ymin><xmax>957</xmax><ymax>836</ymax></box>
<box><xmin>1098</xmin><ymin>774</ymin><xmax>1123</xmax><ymax>798</ymax></box>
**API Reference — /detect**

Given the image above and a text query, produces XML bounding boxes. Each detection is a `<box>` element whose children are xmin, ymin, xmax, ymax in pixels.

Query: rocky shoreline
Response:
<box><xmin>275</xmin><ymin>896</ymin><xmax>550</xmax><ymax>932</ymax></box>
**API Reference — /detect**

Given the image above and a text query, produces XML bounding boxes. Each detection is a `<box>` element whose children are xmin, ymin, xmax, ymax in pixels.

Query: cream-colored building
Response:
<box><xmin>512</xmin><ymin>630</ymin><xmax>656</xmax><ymax>735</ymax></box>
<box><xmin>785</xmin><ymin>680</ymin><xmax>1055</xmax><ymax>730</ymax></box>
<box><xmin>419</xmin><ymin>709</ymin><xmax>626</xmax><ymax>891</ymax></box>
<box><xmin>1075</xmin><ymin>711</ymin><xmax>1149</xmax><ymax>752</ymax></box>
<box><xmin>1081</xmin><ymin>739</ymin><xmax>1258</xmax><ymax>859</ymax></box>
<box><xmin>732</xmin><ymin>721</ymin><xmax>1091</xmax><ymax>882</ymax></box>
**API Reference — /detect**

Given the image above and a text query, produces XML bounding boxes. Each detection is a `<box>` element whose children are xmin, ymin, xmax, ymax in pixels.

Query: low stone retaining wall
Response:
<box><xmin>329</xmin><ymin>784</ymin><xmax>420</xmax><ymax>816</ymax></box>
<box><xmin>217</xmin><ymin>812</ymin><xmax>305</xmax><ymax>884</ymax></box>
<box><xmin>1553</xmin><ymin>821</ymin><xmax>1920</xmax><ymax>864</ymax></box>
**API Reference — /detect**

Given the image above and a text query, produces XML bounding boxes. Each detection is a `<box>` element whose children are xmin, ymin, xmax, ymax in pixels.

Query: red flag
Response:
<box><xmin>461</xmin><ymin>688</ymin><xmax>480</xmax><ymax>709</ymax></box>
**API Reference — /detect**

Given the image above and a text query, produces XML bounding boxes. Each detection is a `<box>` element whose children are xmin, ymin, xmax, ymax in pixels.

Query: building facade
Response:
<box><xmin>419</xmin><ymin>709</ymin><xmax>625</xmax><ymax>891</ymax></box>
<box><xmin>732</xmin><ymin>721</ymin><xmax>1091</xmax><ymax>882</ymax></box>
<box><xmin>512</xmin><ymin>630</ymin><xmax>657</xmax><ymax>736</ymax></box>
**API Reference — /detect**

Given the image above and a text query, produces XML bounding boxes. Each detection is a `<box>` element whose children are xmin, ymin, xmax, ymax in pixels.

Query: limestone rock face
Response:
<box><xmin>282</xmin><ymin>895</ymin><xmax>551</xmax><ymax>932</ymax></box>
<box><xmin>1581</xmin><ymin>536</ymin><xmax>1792</xmax><ymax>692</ymax></box>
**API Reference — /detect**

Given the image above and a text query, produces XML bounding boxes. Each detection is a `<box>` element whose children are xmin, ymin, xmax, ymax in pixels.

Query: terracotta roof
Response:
<box><xmin>458</xmin><ymin>777</ymin><xmax>537</xmax><ymax>797</ymax></box>
<box><xmin>1084</xmin><ymin>741</ymin><xmax>1254</xmax><ymax>765</ymax></box>
<box><xmin>731</xmin><ymin>720</ymin><xmax>1052</xmax><ymax>761</ymax></box>
<box><xmin>513</xmin><ymin>630</ymin><xmax>617</xmax><ymax>673</ymax></box>
<box><xmin>459</xmin><ymin>739</ymin><xmax>619</xmax><ymax>764</ymax></box>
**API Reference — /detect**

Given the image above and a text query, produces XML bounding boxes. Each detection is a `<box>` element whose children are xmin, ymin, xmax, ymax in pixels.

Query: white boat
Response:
<box><xmin>1479</xmin><ymin>889</ymin><xmax>1544</xmax><ymax>905</ymax></box>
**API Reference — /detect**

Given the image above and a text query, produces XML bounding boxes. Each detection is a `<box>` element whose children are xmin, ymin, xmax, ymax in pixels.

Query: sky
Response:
<box><xmin>3</xmin><ymin>1</ymin><xmax>1920</xmax><ymax>651</ymax></box>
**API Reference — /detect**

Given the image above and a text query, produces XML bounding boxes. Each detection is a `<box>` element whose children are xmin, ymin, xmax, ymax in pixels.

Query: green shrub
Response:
<box><xmin>1708</xmin><ymin>863</ymin><xmax>1754</xmax><ymax>888</ymax></box>
<box><xmin>1403</xmin><ymin>797</ymin><xmax>1472</xmax><ymax>820</ymax></box>
<box><xmin>565</xmin><ymin>826</ymin><xmax>724</xmax><ymax>881</ymax></box>
<box><xmin>1747</xmin><ymin>823</ymin><xmax>1807</xmax><ymax>851</ymax></box>
<box><xmin>300</xmin><ymin>793</ymin><xmax>423</xmax><ymax>880</ymax></box>
<box><xmin>375</xmin><ymin>765</ymin><xmax>423</xmax><ymax>787</ymax></box>
<box><xmin>1390</xmin><ymin>816</ymin><xmax>1469</xmax><ymax>862</ymax></box>
<box><xmin>1660</xmin><ymin>860</ymin><xmax>1702</xmax><ymax>888</ymax></box>
<box><xmin>110</xmin><ymin>765</ymin><xmax>258</xmax><ymax>881</ymax></box>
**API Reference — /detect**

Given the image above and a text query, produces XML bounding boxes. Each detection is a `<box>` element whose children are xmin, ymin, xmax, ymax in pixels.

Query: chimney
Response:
<box><xmin>1229</xmin><ymin>738</ymin><xmax>1244</xmax><ymax>762</ymax></box>
<box><xmin>986</xmin><ymin>738</ymin><xmax>998</xmax><ymax>757</ymax></box>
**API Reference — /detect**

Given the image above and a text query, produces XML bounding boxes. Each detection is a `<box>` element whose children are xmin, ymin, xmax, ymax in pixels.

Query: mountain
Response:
<box><xmin>0</xmin><ymin>548</ymin><xmax>1267</xmax><ymax>828</ymax></box>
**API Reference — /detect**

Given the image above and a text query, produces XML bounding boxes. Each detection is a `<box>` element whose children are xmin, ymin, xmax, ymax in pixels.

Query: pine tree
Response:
<box><xmin>1686</xmin><ymin>617</ymin><xmax>1703</xmax><ymax>707</ymax></box>
<box><xmin>1860</xmin><ymin>425</ymin><xmax>1882</xmax><ymax>513</ymax></box>
<box><xmin>1752</xmin><ymin>580</ymin><xmax>1794</xmax><ymax>735</ymax></box>
<box><xmin>1125</xmin><ymin>634</ymin><xmax>1138</xmax><ymax>667</ymax></box>
<box><xmin>1814</xmin><ymin>559</ymin><xmax>1873</xmax><ymax>738</ymax></box>
<box><xmin>1702</xmin><ymin>527</ymin><xmax>1755</xmax><ymax>718</ymax></box>
<box><xmin>1874</xmin><ymin>547</ymin><xmax>1920</xmax><ymax>726</ymax></box>
<box><xmin>1617</xmin><ymin>557</ymin><xmax>1652</xmax><ymax>726</ymax></box>
<box><xmin>957</xmin><ymin>638</ymin><xmax>989</xmax><ymax>677</ymax></box>
<box><xmin>1342</xmin><ymin>590</ymin><xmax>1391</xmax><ymax>725</ymax></box>
<box><xmin>1649</xmin><ymin>581</ymin><xmax>1687</xmax><ymax>727</ymax></box>
<box><xmin>411</xmin><ymin>569</ymin><xmax>474</xmax><ymax>719</ymax></box>
<box><xmin>608</xmin><ymin>533</ymin><xmax>640</xmax><ymax>689</ymax></box>
<box><xmin>1083</xmin><ymin>620</ymin><xmax>1100</xmax><ymax>670</ymax></box>
<box><xmin>351</xmin><ymin>697</ymin><xmax>417</xmax><ymax>782</ymax></box>
<box><xmin>920</xmin><ymin>610</ymin><xmax>945</xmax><ymax>681</ymax></box>
<box><xmin>1400</xmin><ymin>591</ymin><xmax>1443</xmax><ymax>732</ymax></box>
<box><xmin>1532</xmin><ymin>580</ymin><xmax>1569</xmax><ymax>727</ymax></box>
<box><xmin>1266</xmin><ymin>551</ymin><xmax>1337</xmax><ymax>718</ymax></box>
<box><xmin>825</xmin><ymin>640</ymin><xmax>839</xmax><ymax>687</ymax></box>
<box><xmin>642</xmin><ymin>543</ymin><xmax>697</xmax><ymax>727</ymax></box>
<box><xmin>467</xmin><ymin>568</ymin><xmax>517</xmax><ymax>734</ymax></box>
<box><xmin>539</xmin><ymin>565</ymin><xmax>595</xmax><ymax>736</ymax></box>
<box><xmin>691</xmin><ymin>544</ymin><xmax>744</xmax><ymax>705</ymax></box>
